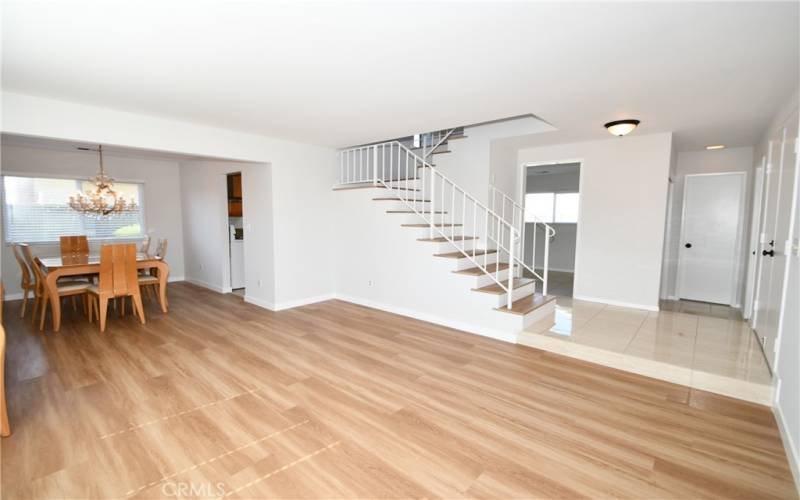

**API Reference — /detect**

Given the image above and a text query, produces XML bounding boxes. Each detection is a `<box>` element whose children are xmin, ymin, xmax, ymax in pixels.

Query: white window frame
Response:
<box><xmin>1</xmin><ymin>172</ymin><xmax>147</xmax><ymax>245</ymax></box>
<box><xmin>525</xmin><ymin>190</ymin><xmax>580</xmax><ymax>224</ymax></box>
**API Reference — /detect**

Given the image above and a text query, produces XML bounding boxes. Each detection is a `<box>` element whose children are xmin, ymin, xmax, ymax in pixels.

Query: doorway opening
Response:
<box><xmin>522</xmin><ymin>162</ymin><xmax>581</xmax><ymax>297</ymax></box>
<box><xmin>227</xmin><ymin>172</ymin><xmax>245</xmax><ymax>297</ymax></box>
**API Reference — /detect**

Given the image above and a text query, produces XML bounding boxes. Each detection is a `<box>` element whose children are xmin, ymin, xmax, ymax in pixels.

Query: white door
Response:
<box><xmin>677</xmin><ymin>172</ymin><xmax>745</xmax><ymax>305</ymax></box>
<box><xmin>744</xmin><ymin>162</ymin><xmax>765</xmax><ymax>319</ymax></box>
<box><xmin>754</xmin><ymin>110</ymin><xmax>798</xmax><ymax>369</ymax></box>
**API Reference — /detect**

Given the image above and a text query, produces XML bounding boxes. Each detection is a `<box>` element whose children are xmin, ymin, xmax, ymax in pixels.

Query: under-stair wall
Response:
<box><xmin>333</xmin><ymin>185</ymin><xmax>549</xmax><ymax>342</ymax></box>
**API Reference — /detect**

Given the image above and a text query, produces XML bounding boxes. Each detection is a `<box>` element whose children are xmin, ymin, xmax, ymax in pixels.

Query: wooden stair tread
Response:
<box><xmin>333</xmin><ymin>183</ymin><xmax>384</xmax><ymax>191</ymax></box>
<box><xmin>386</xmin><ymin>210</ymin><xmax>447</xmax><ymax>214</ymax></box>
<box><xmin>454</xmin><ymin>262</ymin><xmax>510</xmax><ymax>275</ymax></box>
<box><xmin>434</xmin><ymin>249</ymin><xmax>496</xmax><ymax>259</ymax></box>
<box><xmin>333</xmin><ymin>184</ymin><xmax>419</xmax><ymax>192</ymax></box>
<box><xmin>373</xmin><ymin>197</ymin><xmax>431</xmax><ymax>202</ymax></box>
<box><xmin>473</xmin><ymin>278</ymin><xmax>535</xmax><ymax>295</ymax></box>
<box><xmin>410</xmin><ymin>148</ymin><xmax>451</xmax><ymax>155</ymax></box>
<box><xmin>418</xmin><ymin>236</ymin><xmax>478</xmax><ymax>242</ymax></box>
<box><xmin>495</xmin><ymin>293</ymin><xmax>556</xmax><ymax>315</ymax></box>
<box><xmin>402</xmin><ymin>223</ymin><xmax>463</xmax><ymax>228</ymax></box>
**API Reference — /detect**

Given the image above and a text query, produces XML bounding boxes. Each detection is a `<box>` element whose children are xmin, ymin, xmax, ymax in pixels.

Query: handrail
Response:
<box><xmin>489</xmin><ymin>184</ymin><xmax>554</xmax><ymax>296</ymax></box>
<box><xmin>423</xmin><ymin>128</ymin><xmax>455</xmax><ymax>161</ymax></box>
<box><xmin>338</xmin><ymin>141</ymin><xmax>519</xmax><ymax>308</ymax></box>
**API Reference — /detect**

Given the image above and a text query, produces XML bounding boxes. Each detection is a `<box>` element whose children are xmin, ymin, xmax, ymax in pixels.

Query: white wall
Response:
<box><xmin>516</xmin><ymin>132</ymin><xmax>674</xmax><ymax>310</ymax></box>
<box><xmin>661</xmin><ymin>146</ymin><xmax>755</xmax><ymax>303</ymax></box>
<box><xmin>0</xmin><ymin>144</ymin><xmax>185</xmax><ymax>297</ymax></box>
<box><xmin>1</xmin><ymin>92</ymin><xmax>338</xmax><ymax>308</ymax></box>
<box><xmin>434</xmin><ymin>117</ymin><xmax>554</xmax><ymax>208</ymax></box>
<box><xmin>179</xmin><ymin>161</ymin><xmax>273</xmax><ymax>304</ymax></box>
<box><xmin>523</xmin><ymin>169</ymin><xmax>580</xmax><ymax>271</ymax></box>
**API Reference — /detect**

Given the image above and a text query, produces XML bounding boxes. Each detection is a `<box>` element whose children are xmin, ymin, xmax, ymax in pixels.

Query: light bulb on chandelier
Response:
<box><xmin>68</xmin><ymin>145</ymin><xmax>138</xmax><ymax>218</ymax></box>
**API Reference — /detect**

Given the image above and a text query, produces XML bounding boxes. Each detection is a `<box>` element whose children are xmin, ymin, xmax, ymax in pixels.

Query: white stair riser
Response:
<box><xmin>449</xmin><ymin>252</ymin><xmax>499</xmax><ymax>271</ymax></box>
<box><xmin>376</xmin><ymin>200</ymin><xmax>432</xmax><ymax>212</ymax></box>
<box><xmin>424</xmin><ymin>239</ymin><xmax>478</xmax><ymax>253</ymax></box>
<box><xmin>492</xmin><ymin>281</ymin><xmax>537</xmax><ymax>308</ymax></box>
<box><xmin>403</xmin><ymin>225</ymin><xmax>465</xmax><ymax>238</ymax></box>
<box><xmin>522</xmin><ymin>300</ymin><xmax>556</xmax><ymax>329</ymax></box>
<box><xmin>383</xmin><ymin>178</ymin><xmax>422</xmax><ymax>189</ymax></box>
<box><xmin>473</xmin><ymin>268</ymin><xmax>511</xmax><ymax>288</ymax></box>
<box><xmin>391</xmin><ymin>213</ymin><xmax>449</xmax><ymax>225</ymax></box>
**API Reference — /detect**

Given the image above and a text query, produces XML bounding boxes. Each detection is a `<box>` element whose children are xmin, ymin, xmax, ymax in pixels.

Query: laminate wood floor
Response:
<box><xmin>1</xmin><ymin>283</ymin><xmax>797</xmax><ymax>499</ymax></box>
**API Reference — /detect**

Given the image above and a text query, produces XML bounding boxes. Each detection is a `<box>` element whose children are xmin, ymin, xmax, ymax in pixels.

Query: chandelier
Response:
<box><xmin>68</xmin><ymin>145</ymin><xmax>138</xmax><ymax>217</ymax></box>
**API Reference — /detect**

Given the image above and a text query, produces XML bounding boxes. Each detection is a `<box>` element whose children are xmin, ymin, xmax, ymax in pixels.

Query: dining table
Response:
<box><xmin>38</xmin><ymin>252</ymin><xmax>169</xmax><ymax>332</ymax></box>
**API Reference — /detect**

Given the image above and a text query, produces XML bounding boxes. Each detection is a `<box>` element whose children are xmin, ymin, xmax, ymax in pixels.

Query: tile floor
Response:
<box><xmin>519</xmin><ymin>297</ymin><xmax>774</xmax><ymax>404</ymax></box>
<box><xmin>524</xmin><ymin>270</ymin><xmax>574</xmax><ymax>297</ymax></box>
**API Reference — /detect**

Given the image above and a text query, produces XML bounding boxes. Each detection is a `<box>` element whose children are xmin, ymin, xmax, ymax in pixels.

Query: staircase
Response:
<box><xmin>334</xmin><ymin>135</ymin><xmax>556</xmax><ymax>340</ymax></box>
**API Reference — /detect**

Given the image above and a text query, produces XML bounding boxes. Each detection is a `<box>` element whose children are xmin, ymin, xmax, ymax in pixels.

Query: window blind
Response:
<box><xmin>2</xmin><ymin>175</ymin><xmax>144</xmax><ymax>243</ymax></box>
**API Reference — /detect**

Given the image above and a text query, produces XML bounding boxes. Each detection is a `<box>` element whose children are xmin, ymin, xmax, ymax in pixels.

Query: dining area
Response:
<box><xmin>10</xmin><ymin>235</ymin><xmax>170</xmax><ymax>332</ymax></box>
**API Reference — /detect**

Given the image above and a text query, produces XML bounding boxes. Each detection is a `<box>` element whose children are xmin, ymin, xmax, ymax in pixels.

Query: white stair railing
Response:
<box><xmin>338</xmin><ymin>141</ymin><xmax>520</xmax><ymax>308</ymax></box>
<box><xmin>489</xmin><ymin>185</ymin><xmax>555</xmax><ymax>296</ymax></box>
<box><xmin>422</xmin><ymin>128</ymin><xmax>456</xmax><ymax>162</ymax></box>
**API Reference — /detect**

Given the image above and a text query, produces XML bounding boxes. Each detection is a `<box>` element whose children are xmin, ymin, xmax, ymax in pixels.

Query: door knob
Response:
<box><xmin>762</xmin><ymin>249</ymin><xmax>775</xmax><ymax>257</ymax></box>
<box><xmin>685</xmin><ymin>243</ymin><xmax>692</xmax><ymax>248</ymax></box>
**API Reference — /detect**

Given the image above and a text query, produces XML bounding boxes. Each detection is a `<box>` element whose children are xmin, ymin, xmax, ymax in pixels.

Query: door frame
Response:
<box><xmin>676</xmin><ymin>171</ymin><xmax>747</xmax><ymax>305</ymax></box>
<box><xmin>744</xmin><ymin>159</ymin><xmax>766</xmax><ymax>319</ymax></box>
<box><xmin>518</xmin><ymin>159</ymin><xmax>584</xmax><ymax>288</ymax></box>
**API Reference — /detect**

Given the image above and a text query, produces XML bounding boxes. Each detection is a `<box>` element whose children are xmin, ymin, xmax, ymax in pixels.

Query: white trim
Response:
<box><xmin>774</xmin><ymin>389</ymin><xmax>800</xmax><ymax>495</ymax></box>
<box><xmin>242</xmin><ymin>294</ymin><xmax>275</xmax><ymax>311</ymax></box>
<box><xmin>243</xmin><ymin>293</ymin><xmax>336</xmax><ymax>312</ymax></box>
<box><xmin>573</xmin><ymin>294</ymin><xmax>659</xmax><ymax>311</ymax></box>
<box><xmin>185</xmin><ymin>278</ymin><xmax>228</xmax><ymax>294</ymax></box>
<box><xmin>335</xmin><ymin>294</ymin><xmax>518</xmax><ymax>343</ymax></box>
<box><xmin>273</xmin><ymin>293</ymin><xmax>336</xmax><ymax>311</ymax></box>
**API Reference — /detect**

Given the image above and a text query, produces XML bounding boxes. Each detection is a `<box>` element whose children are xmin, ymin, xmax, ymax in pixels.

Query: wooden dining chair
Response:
<box><xmin>1</xmin><ymin>323</ymin><xmax>10</xmax><ymax>437</ymax></box>
<box><xmin>59</xmin><ymin>235</ymin><xmax>89</xmax><ymax>256</ymax></box>
<box><xmin>30</xmin><ymin>256</ymin><xmax>91</xmax><ymax>332</ymax></box>
<box><xmin>88</xmin><ymin>244</ymin><xmax>145</xmax><ymax>332</ymax></box>
<box><xmin>139</xmin><ymin>235</ymin><xmax>151</xmax><ymax>254</ymax></box>
<box><xmin>19</xmin><ymin>245</ymin><xmax>46</xmax><ymax>324</ymax></box>
<box><xmin>11</xmin><ymin>244</ymin><xmax>36</xmax><ymax>318</ymax></box>
<box><xmin>141</xmin><ymin>238</ymin><xmax>168</xmax><ymax>302</ymax></box>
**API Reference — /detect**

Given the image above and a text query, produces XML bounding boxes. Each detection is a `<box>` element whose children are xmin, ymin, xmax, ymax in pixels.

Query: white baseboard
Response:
<box><xmin>243</xmin><ymin>293</ymin><xmax>336</xmax><ymax>312</ymax></box>
<box><xmin>774</xmin><ymin>382</ymin><xmax>800</xmax><ymax>495</ymax></box>
<box><xmin>573</xmin><ymin>294</ymin><xmax>659</xmax><ymax>312</ymax></box>
<box><xmin>334</xmin><ymin>294</ymin><xmax>518</xmax><ymax>343</ymax></box>
<box><xmin>243</xmin><ymin>294</ymin><xmax>276</xmax><ymax>311</ymax></box>
<box><xmin>185</xmin><ymin>278</ymin><xmax>228</xmax><ymax>294</ymax></box>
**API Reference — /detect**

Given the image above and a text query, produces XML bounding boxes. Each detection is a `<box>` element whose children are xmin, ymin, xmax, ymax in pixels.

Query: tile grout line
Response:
<box><xmin>222</xmin><ymin>441</ymin><xmax>342</xmax><ymax>498</ymax></box>
<box><xmin>123</xmin><ymin>419</ymin><xmax>311</xmax><ymax>497</ymax></box>
<box><xmin>621</xmin><ymin>312</ymin><xmax>649</xmax><ymax>353</ymax></box>
<box><xmin>101</xmin><ymin>388</ymin><xmax>259</xmax><ymax>440</ymax></box>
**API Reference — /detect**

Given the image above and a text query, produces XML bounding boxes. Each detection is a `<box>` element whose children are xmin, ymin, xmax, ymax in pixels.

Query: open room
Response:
<box><xmin>0</xmin><ymin>2</ymin><xmax>798</xmax><ymax>499</ymax></box>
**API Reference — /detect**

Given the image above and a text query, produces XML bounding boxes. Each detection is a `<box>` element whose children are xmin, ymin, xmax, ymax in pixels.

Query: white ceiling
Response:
<box><xmin>2</xmin><ymin>1</ymin><xmax>797</xmax><ymax>150</ymax></box>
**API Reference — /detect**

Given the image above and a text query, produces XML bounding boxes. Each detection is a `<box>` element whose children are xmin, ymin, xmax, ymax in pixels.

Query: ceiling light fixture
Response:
<box><xmin>705</xmin><ymin>144</ymin><xmax>725</xmax><ymax>150</ymax></box>
<box><xmin>604</xmin><ymin>119</ymin><xmax>640</xmax><ymax>137</ymax></box>
<box><xmin>68</xmin><ymin>145</ymin><xmax>138</xmax><ymax>218</ymax></box>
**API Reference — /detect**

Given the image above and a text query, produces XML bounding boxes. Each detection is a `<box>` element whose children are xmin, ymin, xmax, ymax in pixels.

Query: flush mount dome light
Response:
<box><xmin>604</xmin><ymin>119</ymin><xmax>640</xmax><ymax>137</ymax></box>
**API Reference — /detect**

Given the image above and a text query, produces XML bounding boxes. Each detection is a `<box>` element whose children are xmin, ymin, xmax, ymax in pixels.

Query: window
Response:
<box><xmin>2</xmin><ymin>175</ymin><xmax>144</xmax><ymax>243</ymax></box>
<box><xmin>525</xmin><ymin>191</ymin><xmax>580</xmax><ymax>223</ymax></box>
